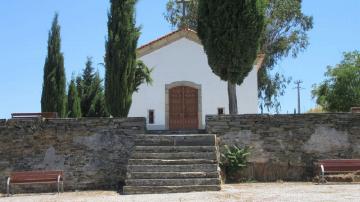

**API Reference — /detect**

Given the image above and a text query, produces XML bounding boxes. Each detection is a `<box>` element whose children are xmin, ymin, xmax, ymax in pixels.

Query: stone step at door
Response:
<box><xmin>134</xmin><ymin>134</ymin><xmax>216</xmax><ymax>146</ymax></box>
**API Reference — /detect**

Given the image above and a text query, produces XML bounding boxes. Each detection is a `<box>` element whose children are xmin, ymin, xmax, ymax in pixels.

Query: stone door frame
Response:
<box><xmin>165</xmin><ymin>81</ymin><xmax>202</xmax><ymax>130</ymax></box>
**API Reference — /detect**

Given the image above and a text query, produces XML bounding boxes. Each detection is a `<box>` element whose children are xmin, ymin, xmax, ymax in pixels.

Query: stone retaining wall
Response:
<box><xmin>206</xmin><ymin>114</ymin><xmax>360</xmax><ymax>181</ymax></box>
<box><xmin>0</xmin><ymin>118</ymin><xmax>145</xmax><ymax>192</ymax></box>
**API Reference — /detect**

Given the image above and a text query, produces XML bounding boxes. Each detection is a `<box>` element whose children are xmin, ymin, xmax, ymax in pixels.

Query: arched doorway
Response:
<box><xmin>165</xmin><ymin>81</ymin><xmax>202</xmax><ymax>130</ymax></box>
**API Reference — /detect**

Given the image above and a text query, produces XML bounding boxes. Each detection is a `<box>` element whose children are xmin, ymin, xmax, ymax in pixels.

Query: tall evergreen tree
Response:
<box><xmin>87</xmin><ymin>72</ymin><xmax>109</xmax><ymax>117</ymax></box>
<box><xmin>67</xmin><ymin>78</ymin><xmax>82</xmax><ymax>118</ymax></box>
<box><xmin>77</xmin><ymin>57</ymin><xmax>109</xmax><ymax>117</ymax></box>
<box><xmin>80</xmin><ymin>57</ymin><xmax>96</xmax><ymax>116</ymax></box>
<box><xmin>105</xmin><ymin>0</ymin><xmax>139</xmax><ymax>117</ymax></box>
<box><xmin>105</xmin><ymin>0</ymin><xmax>145</xmax><ymax>117</ymax></box>
<box><xmin>198</xmin><ymin>0</ymin><xmax>266</xmax><ymax>114</ymax></box>
<box><xmin>41</xmin><ymin>13</ymin><xmax>66</xmax><ymax>117</ymax></box>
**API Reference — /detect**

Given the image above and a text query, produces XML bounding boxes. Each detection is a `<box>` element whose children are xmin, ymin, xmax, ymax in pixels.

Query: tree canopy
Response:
<box><xmin>197</xmin><ymin>0</ymin><xmax>266</xmax><ymax>114</ymax></box>
<box><xmin>41</xmin><ymin>13</ymin><xmax>67</xmax><ymax>117</ymax></box>
<box><xmin>312</xmin><ymin>51</ymin><xmax>360</xmax><ymax>112</ymax></box>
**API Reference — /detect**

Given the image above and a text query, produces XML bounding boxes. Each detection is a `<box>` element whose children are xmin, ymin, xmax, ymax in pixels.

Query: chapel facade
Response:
<box><xmin>129</xmin><ymin>29</ymin><xmax>263</xmax><ymax>130</ymax></box>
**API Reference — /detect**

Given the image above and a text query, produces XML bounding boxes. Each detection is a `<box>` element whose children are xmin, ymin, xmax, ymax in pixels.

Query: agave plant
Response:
<box><xmin>220</xmin><ymin>145</ymin><xmax>250</xmax><ymax>174</ymax></box>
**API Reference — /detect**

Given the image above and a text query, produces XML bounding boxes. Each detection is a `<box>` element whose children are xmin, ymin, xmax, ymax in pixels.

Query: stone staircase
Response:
<box><xmin>123</xmin><ymin>134</ymin><xmax>221</xmax><ymax>194</ymax></box>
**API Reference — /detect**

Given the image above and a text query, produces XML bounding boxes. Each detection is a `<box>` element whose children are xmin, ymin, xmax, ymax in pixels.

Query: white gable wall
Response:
<box><xmin>129</xmin><ymin>38</ymin><xmax>258</xmax><ymax>130</ymax></box>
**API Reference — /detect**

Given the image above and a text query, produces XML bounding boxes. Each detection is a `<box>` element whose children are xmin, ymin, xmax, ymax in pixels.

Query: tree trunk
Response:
<box><xmin>228</xmin><ymin>81</ymin><xmax>238</xmax><ymax>115</ymax></box>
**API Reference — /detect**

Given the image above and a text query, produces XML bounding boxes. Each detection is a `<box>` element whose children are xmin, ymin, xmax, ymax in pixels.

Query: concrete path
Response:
<box><xmin>1</xmin><ymin>182</ymin><xmax>360</xmax><ymax>202</ymax></box>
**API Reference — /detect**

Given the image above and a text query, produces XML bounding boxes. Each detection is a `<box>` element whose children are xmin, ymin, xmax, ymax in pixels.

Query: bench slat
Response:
<box><xmin>11</xmin><ymin>112</ymin><xmax>58</xmax><ymax>119</ymax></box>
<box><xmin>319</xmin><ymin>160</ymin><xmax>360</xmax><ymax>162</ymax></box>
<box><xmin>11</xmin><ymin>172</ymin><xmax>63</xmax><ymax>176</ymax></box>
<box><xmin>11</xmin><ymin>171</ymin><xmax>63</xmax><ymax>175</ymax></box>
<box><xmin>11</xmin><ymin>179</ymin><xmax>60</xmax><ymax>184</ymax></box>
<box><xmin>12</xmin><ymin>177</ymin><xmax>61</xmax><ymax>181</ymax></box>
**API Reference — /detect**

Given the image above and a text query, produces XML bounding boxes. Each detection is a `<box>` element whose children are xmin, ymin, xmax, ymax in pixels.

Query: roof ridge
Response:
<box><xmin>137</xmin><ymin>28</ymin><xmax>201</xmax><ymax>57</ymax></box>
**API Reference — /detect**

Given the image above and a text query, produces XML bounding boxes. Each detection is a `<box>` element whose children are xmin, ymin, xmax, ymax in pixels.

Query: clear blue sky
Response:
<box><xmin>0</xmin><ymin>0</ymin><xmax>359</xmax><ymax>118</ymax></box>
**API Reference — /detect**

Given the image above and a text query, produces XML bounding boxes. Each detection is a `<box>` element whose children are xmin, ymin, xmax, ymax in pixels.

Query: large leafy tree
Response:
<box><xmin>258</xmin><ymin>0</ymin><xmax>313</xmax><ymax>113</ymax></box>
<box><xmin>67</xmin><ymin>78</ymin><xmax>82</xmax><ymax>118</ymax></box>
<box><xmin>164</xmin><ymin>0</ymin><xmax>313</xmax><ymax>113</ymax></box>
<box><xmin>41</xmin><ymin>13</ymin><xmax>67</xmax><ymax>117</ymax></box>
<box><xmin>76</xmin><ymin>58</ymin><xmax>108</xmax><ymax>117</ymax></box>
<box><xmin>105</xmin><ymin>0</ymin><xmax>152</xmax><ymax>117</ymax></box>
<box><xmin>198</xmin><ymin>0</ymin><xmax>266</xmax><ymax>114</ymax></box>
<box><xmin>312</xmin><ymin>51</ymin><xmax>360</xmax><ymax>112</ymax></box>
<box><xmin>165</xmin><ymin>0</ymin><xmax>198</xmax><ymax>30</ymax></box>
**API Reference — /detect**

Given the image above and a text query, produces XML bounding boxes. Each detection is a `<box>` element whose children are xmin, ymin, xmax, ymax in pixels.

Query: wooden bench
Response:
<box><xmin>315</xmin><ymin>159</ymin><xmax>360</xmax><ymax>183</ymax></box>
<box><xmin>11</xmin><ymin>112</ymin><xmax>58</xmax><ymax>119</ymax></box>
<box><xmin>6</xmin><ymin>170</ymin><xmax>64</xmax><ymax>196</ymax></box>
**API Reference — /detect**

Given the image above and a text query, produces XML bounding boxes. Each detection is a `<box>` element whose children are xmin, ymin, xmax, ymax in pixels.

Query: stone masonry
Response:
<box><xmin>1</xmin><ymin>113</ymin><xmax>360</xmax><ymax>193</ymax></box>
<box><xmin>0</xmin><ymin>117</ymin><xmax>145</xmax><ymax>193</ymax></box>
<box><xmin>206</xmin><ymin>113</ymin><xmax>360</xmax><ymax>181</ymax></box>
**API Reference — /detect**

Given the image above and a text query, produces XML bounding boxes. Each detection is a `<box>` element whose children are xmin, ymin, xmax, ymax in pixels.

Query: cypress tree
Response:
<box><xmin>80</xmin><ymin>57</ymin><xmax>96</xmax><ymax>116</ymax></box>
<box><xmin>76</xmin><ymin>75</ymin><xmax>83</xmax><ymax>103</ymax></box>
<box><xmin>41</xmin><ymin>13</ymin><xmax>66</xmax><ymax>117</ymax></box>
<box><xmin>67</xmin><ymin>79</ymin><xmax>82</xmax><ymax>118</ymax></box>
<box><xmin>105</xmin><ymin>0</ymin><xmax>140</xmax><ymax>117</ymax></box>
<box><xmin>197</xmin><ymin>0</ymin><xmax>266</xmax><ymax>114</ymax></box>
<box><xmin>88</xmin><ymin>72</ymin><xmax>109</xmax><ymax>117</ymax></box>
<box><xmin>76</xmin><ymin>57</ymin><xmax>109</xmax><ymax>117</ymax></box>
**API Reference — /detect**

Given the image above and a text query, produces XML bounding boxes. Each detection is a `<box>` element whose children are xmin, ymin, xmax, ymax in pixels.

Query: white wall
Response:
<box><xmin>129</xmin><ymin>38</ymin><xmax>258</xmax><ymax>130</ymax></box>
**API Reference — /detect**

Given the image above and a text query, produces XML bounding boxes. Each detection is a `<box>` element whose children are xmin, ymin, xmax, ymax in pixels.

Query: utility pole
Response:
<box><xmin>294</xmin><ymin>80</ymin><xmax>303</xmax><ymax>114</ymax></box>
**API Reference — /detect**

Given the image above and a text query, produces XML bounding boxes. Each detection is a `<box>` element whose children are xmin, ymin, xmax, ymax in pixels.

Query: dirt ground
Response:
<box><xmin>1</xmin><ymin>182</ymin><xmax>360</xmax><ymax>202</ymax></box>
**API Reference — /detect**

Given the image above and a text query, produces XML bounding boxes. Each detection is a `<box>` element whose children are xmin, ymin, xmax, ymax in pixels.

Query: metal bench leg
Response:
<box><xmin>6</xmin><ymin>177</ymin><xmax>10</xmax><ymax>197</ymax></box>
<box><xmin>57</xmin><ymin>175</ymin><xmax>60</xmax><ymax>194</ymax></box>
<box><xmin>319</xmin><ymin>164</ymin><xmax>327</xmax><ymax>184</ymax></box>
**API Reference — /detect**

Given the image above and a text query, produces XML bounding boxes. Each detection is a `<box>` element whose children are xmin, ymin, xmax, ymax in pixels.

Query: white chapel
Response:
<box><xmin>129</xmin><ymin>28</ymin><xmax>263</xmax><ymax>130</ymax></box>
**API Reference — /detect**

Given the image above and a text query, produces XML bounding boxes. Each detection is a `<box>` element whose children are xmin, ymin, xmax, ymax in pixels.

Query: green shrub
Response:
<box><xmin>220</xmin><ymin>145</ymin><xmax>250</xmax><ymax>176</ymax></box>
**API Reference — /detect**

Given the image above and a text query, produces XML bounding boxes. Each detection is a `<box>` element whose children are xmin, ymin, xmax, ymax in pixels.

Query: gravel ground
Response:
<box><xmin>1</xmin><ymin>183</ymin><xmax>360</xmax><ymax>202</ymax></box>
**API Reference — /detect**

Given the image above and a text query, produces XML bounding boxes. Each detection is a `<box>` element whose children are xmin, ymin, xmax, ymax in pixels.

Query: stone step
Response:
<box><xmin>125</xmin><ymin>178</ymin><xmax>220</xmax><ymax>187</ymax></box>
<box><xmin>127</xmin><ymin>171</ymin><xmax>220</xmax><ymax>179</ymax></box>
<box><xmin>131</xmin><ymin>152</ymin><xmax>217</xmax><ymax>160</ymax></box>
<box><xmin>127</xmin><ymin>164</ymin><xmax>219</xmax><ymax>172</ymax></box>
<box><xmin>123</xmin><ymin>185</ymin><xmax>221</xmax><ymax>195</ymax></box>
<box><xmin>146</xmin><ymin>130</ymin><xmax>207</xmax><ymax>134</ymax></box>
<box><xmin>124</xmin><ymin>133</ymin><xmax>221</xmax><ymax>195</ymax></box>
<box><xmin>135</xmin><ymin>134</ymin><xmax>216</xmax><ymax>146</ymax></box>
<box><xmin>134</xmin><ymin>146</ymin><xmax>216</xmax><ymax>153</ymax></box>
<box><xmin>128</xmin><ymin>159</ymin><xmax>217</xmax><ymax>165</ymax></box>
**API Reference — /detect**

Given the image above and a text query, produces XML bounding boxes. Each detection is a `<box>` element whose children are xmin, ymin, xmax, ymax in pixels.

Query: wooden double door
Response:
<box><xmin>169</xmin><ymin>86</ymin><xmax>199</xmax><ymax>130</ymax></box>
